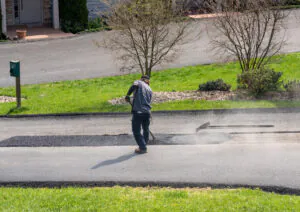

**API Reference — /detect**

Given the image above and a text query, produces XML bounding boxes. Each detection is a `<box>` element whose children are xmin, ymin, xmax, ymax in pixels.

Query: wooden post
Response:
<box><xmin>16</xmin><ymin>76</ymin><xmax>21</xmax><ymax>108</ymax></box>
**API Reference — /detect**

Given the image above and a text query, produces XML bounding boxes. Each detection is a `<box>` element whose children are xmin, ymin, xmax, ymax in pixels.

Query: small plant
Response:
<box><xmin>284</xmin><ymin>0</ymin><xmax>300</xmax><ymax>5</ymax></box>
<box><xmin>199</xmin><ymin>79</ymin><xmax>231</xmax><ymax>91</ymax></box>
<box><xmin>85</xmin><ymin>17</ymin><xmax>111</xmax><ymax>32</ymax></box>
<box><xmin>88</xmin><ymin>17</ymin><xmax>106</xmax><ymax>30</ymax></box>
<box><xmin>283</xmin><ymin>80</ymin><xmax>300</xmax><ymax>92</ymax></box>
<box><xmin>237</xmin><ymin>68</ymin><xmax>283</xmax><ymax>96</ymax></box>
<box><xmin>0</xmin><ymin>33</ymin><xmax>7</xmax><ymax>41</ymax></box>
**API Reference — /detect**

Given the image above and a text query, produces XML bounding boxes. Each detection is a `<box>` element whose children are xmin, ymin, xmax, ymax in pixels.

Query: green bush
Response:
<box><xmin>59</xmin><ymin>0</ymin><xmax>88</xmax><ymax>33</ymax></box>
<box><xmin>199</xmin><ymin>79</ymin><xmax>231</xmax><ymax>91</ymax></box>
<box><xmin>237</xmin><ymin>68</ymin><xmax>283</xmax><ymax>96</ymax></box>
<box><xmin>283</xmin><ymin>80</ymin><xmax>300</xmax><ymax>92</ymax></box>
<box><xmin>84</xmin><ymin>17</ymin><xmax>111</xmax><ymax>32</ymax></box>
<box><xmin>285</xmin><ymin>0</ymin><xmax>300</xmax><ymax>5</ymax></box>
<box><xmin>88</xmin><ymin>17</ymin><xmax>106</xmax><ymax>30</ymax></box>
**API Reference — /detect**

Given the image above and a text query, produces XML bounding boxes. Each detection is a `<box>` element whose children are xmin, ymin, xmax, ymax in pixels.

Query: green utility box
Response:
<box><xmin>10</xmin><ymin>60</ymin><xmax>20</xmax><ymax>77</ymax></box>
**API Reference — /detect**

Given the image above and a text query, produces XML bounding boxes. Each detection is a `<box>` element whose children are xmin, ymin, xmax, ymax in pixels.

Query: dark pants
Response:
<box><xmin>132</xmin><ymin>113</ymin><xmax>150</xmax><ymax>150</ymax></box>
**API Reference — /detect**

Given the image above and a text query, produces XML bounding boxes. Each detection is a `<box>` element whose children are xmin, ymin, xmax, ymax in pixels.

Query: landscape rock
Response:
<box><xmin>0</xmin><ymin>96</ymin><xmax>24</xmax><ymax>103</ymax></box>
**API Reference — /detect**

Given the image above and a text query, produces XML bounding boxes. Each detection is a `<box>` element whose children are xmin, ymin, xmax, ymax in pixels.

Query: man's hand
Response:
<box><xmin>125</xmin><ymin>95</ymin><xmax>130</xmax><ymax>103</ymax></box>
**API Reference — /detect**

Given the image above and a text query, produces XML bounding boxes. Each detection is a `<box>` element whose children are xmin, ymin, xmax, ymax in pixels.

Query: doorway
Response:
<box><xmin>19</xmin><ymin>0</ymin><xmax>42</xmax><ymax>25</ymax></box>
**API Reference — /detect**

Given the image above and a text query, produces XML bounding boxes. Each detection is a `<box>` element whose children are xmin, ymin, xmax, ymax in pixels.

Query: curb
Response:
<box><xmin>0</xmin><ymin>34</ymin><xmax>77</xmax><ymax>45</ymax></box>
<box><xmin>0</xmin><ymin>181</ymin><xmax>299</xmax><ymax>196</ymax></box>
<box><xmin>0</xmin><ymin>29</ymin><xmax>110</xmax><ymax>45</ymax></box>
<box><xmin>1</xmin><ymin>107</ymin><xmax>300</xmax><ymax>119</ymax></box>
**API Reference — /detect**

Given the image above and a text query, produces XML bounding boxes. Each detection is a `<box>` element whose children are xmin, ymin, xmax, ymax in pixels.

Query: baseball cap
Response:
<box><xmin>141</xmin><ymin>75</ymin><xmax>150</xmax><ymax>80</ymax></box>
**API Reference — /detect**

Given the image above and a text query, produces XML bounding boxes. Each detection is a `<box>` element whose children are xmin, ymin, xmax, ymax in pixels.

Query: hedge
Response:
<box><xmin>59</xmin><ymin>0</ymin><xmax>88</xmax><ymax>33</ymax></box>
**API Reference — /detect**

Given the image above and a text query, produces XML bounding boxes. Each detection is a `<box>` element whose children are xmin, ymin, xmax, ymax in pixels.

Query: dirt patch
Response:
<box><xmin>109</xmin><ymin>90</ymin><xmax>300</xmax><ymax>105</ymax></box>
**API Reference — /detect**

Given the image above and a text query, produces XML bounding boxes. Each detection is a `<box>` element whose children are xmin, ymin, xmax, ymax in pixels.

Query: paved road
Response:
<box><xmin>0</xmin><ymin>10</ymin><xmax>299</xmax><ymax>87</ymax></box>
<box><xmin>0</xmin><ymin>110</ymin><xmax>300</xmax><ymax>190</ymax></box>
<box><xmin>1</xmin><ymin>145</ymin><xmax>300</xmax><ymax>190</ymax></box>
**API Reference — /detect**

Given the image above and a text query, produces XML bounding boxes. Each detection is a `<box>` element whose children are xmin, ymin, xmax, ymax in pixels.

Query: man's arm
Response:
<box><xmin>127</xmin><ymin>85</ymin><xmax>138</xmax><ymax>96</ymax></box>
<box><xmin>125</xmin><ymin>84</ymin><xmax>138</xmax><ymax>102</ymax></box>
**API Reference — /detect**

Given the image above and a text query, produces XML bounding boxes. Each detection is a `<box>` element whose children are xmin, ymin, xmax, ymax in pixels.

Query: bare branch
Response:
<box><xmin>206</xmin><ymin>0</ymin><xmax>288</xmax><ymax>73</ymax></box>
<box><xmin>104</xmin><ymin>0</ymin><xmax>192</xmax><ymax>77</ymax></box>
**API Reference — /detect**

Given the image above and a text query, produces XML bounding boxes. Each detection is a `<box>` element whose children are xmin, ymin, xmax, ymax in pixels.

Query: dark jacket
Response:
<box><xmin>127</xmin><ymin>80</ymin><xmax>152</xmax><ymax>114</ymax></box>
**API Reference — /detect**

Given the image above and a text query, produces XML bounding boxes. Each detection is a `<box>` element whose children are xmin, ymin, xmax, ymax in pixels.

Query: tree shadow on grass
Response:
<box><xmin>91</xmin><ymin>152</ymin><xmax>137</xmax><ymax>169</ymax></box>
<box><xmin>6</xmin><ymin>106</ymin><xmax>29</xmax><ymax>115</ymax></box>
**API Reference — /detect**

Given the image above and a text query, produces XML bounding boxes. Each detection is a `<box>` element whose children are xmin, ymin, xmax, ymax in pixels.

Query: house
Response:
<box><xmin>0</xmin><ymin>0</ymin><xmax>177</xmax><ymax>36</ymax></box>
<box><xmin>1</xmin><ymin>0</ymin><xmax>60</xmax><ymax>34</ymax></box>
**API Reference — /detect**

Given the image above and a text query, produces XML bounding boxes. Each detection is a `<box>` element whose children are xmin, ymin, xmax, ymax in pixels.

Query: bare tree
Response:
<box><xmin>206</xmin><ymin>0</ymin><xmax>289</xmax><ymax>73</ymax></box>
<box><xmin>105</xmin><ymin>0</ymin><xmax>191</xmax><ymax>77</ymax></box>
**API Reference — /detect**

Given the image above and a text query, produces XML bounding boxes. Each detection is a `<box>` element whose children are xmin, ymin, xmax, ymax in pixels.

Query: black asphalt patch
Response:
<box><xmin>0</xmin><ymin>133</ymin><xmax>232</xmax><ymax>147</ymax></box>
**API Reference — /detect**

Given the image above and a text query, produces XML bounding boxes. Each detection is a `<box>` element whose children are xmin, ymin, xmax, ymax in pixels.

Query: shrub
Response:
<box><xmin>88</xmin><ymin>17</ymin><xmax>106</xmax><ymax>30</ymax></box>
<box><xmin>237</xmin><ymin>68</ymin><xmax>283</xmax><ymax>96</ymax></box>
<box><xmin>85</xmin><ymin>17</ymin><xmax>111</xmax><ymax>32</ymax></box>
<box><xmin>283</xmin><ymin>80</ymin><xmax>300</xmax><ymax>92</ymax></box>
<box><xmin>284</xmin><ymin>0</ymin><xmax>300</xmax><ymax>5</ymax></box>
<box><xmin>199</xmin><ymin>79</ymin><xmax>231</xmax><ymax>91</ymax></box>
<box><xmin>59</xmin><ymin>0</ymin><xmax>88</xmax><ymax>33</ymax></box>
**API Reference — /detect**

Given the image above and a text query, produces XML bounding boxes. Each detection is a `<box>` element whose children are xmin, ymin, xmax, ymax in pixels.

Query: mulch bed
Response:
<box><xmin>109</xmin><ymin>90</ymin><xmax>300</xmax><ymax>105</ymax></box>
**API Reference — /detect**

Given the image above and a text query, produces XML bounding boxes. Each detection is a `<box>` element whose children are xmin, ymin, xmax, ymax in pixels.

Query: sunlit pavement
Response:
<box><xmin>0</xmin><ymin>144</ymin><xmax>299</xmax><ymax>191</ymax></box>
<box><xmin>0</xmin><ymin>110</ymin><xmax>299</xmax><ymax>190</ymax></box>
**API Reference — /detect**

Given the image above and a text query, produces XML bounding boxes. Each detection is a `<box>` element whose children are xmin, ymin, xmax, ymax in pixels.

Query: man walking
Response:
<box><xmin>125</xmin><ymin>75</ymin><xmax>152</xmax><ymax>154</ymax></box>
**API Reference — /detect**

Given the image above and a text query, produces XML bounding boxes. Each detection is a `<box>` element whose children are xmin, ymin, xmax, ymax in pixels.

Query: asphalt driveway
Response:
<box><xmin>0</xmin><ymin>109</ymin><xmax>299</xmax><ymax>191</ymax></box>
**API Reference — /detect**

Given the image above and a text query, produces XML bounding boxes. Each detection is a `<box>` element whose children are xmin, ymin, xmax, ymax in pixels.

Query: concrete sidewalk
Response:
<box><xmin>1</xmin><ymin>144</ymin><xmax>299</xmax><ymax>191</ymax></box>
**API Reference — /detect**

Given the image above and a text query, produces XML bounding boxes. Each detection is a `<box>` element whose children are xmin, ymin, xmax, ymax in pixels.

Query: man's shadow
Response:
<box><xmin>91</xmin><ymin>152</ymin><xmax>137</xmax><ymax>169</ymax></box>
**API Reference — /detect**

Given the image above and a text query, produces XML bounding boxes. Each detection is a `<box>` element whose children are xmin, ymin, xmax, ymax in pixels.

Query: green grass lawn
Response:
<box><xmin>1</xmin><ymin>52</ymin><xmax>300</xmax><ymax>115</ymax></box>
<box><xmin>0</xmin><ymin>187</ymin><xmax>299</xmax><ymax>211</ymax></box>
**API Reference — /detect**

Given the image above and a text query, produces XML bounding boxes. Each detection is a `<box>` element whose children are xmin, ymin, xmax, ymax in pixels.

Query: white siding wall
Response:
<box><xmin>1</xmin><ymin>0</ymin><xmax>7</xmax><ymax>33</ymax></box>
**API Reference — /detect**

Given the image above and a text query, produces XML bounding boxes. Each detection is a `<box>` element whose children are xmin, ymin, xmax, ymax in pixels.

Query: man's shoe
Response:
<box><xmin>135</xmin><ymin>148</ymin><xmax>147</xmax><ymax>154</ymax></box>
